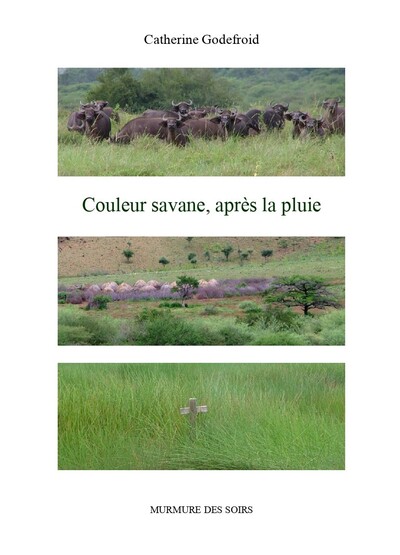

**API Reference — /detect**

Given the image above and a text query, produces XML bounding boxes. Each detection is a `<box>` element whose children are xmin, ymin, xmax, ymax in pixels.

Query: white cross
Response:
<box><xmin>180</xmin><ymin>398</ymin><xmax>208</xmax><ymax>426</ymax></box>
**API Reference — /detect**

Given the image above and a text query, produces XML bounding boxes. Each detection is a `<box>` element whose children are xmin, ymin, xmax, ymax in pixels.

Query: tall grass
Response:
<box><xmin>58</xmin><ymin>363</ymin><xmax>345</xmax><ymax>470</ymax></box>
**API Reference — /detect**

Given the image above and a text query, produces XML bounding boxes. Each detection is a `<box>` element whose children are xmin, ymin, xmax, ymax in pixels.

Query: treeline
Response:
<box><xmin>58</xmin><ymin>68</ymin><xmax>345</xmax><ymax>112</ymax></box>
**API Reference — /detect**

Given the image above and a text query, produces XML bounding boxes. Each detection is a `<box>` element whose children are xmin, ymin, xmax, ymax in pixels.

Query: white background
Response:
<box><xmin>1</xmin><ymin>1</ymin><xmax>399</xmax><ymax>553</ymax></box>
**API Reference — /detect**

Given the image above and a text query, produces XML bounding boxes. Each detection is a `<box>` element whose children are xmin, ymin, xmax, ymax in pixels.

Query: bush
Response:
<box><xmin>251</xmin><ymin>331</ymin><xmax>308</xmax><ymax>346</ymax></box>
<box><xmin>123</xmin><ymin>248</ymin><xmax>134</xmax><ymax>263</ymax></box>
<box><xmin>239</xmin><ymin>303</ymin><xmax>302</xmax><ymax>331</ymax></box>
<box><xmin>135</xmin><ymin>311</ymin><xmax>212</xmax><ymax>345</ymax></box>
<box><xmin>87</xmin><ymin>295</ymin><xmax>112</xmax><ymax>310</ymax></box>
<box><xmin>215</xmin><ymin>324</ymin><xmax>252</xmax><ymax>345</ymax></box>
<box><xmin>202</xmin><ymin>305</ymin><xmax>219</xmax><ymax>315</ymax></box>
<box><xmin>238</xmin><ymin>301</ymin><xmax>258</xmax><ymax>310</ymax></box>
<box><xmin>159</xmin><ymin>301</ymin><xmax>182</xmax><ymax>309</ymax></box>
<box><xmin>58</xmin><ymin>309</ymin><xmax>118</xmax><ymax>345</ymax></box>
<box><xmin>135</xmin><ymin>310</ymin><xmax>251</xmax><ymax>346</ymax></box>
<box><xmin>58</xmin><ymin>325</ymin><xmax>93</xmax><ymax>345</ymax></box>
<box><xmin>58</xmin><ymin>291</ymin><xmax>68</xmax><ymax>304</ymax></box>
<box><xmin>305</xmin><ymin>309</ymin><xmax>345</xmax><ymax>345</ymax></box>
<box><xmin>259</xmin><ymin>306</ymin><xmax>302</xmax><ymax>332</ymax></box>
<box><xmin>238</xmin><ymin>301</ymin><xmax>263</xmax><ymax>325</ymax></box>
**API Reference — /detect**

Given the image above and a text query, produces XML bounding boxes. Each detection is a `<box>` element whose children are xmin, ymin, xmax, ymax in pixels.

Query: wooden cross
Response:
<box><xmin>180</xmin><ymin>398</ymin><xmax>208</xmax><ymax>427</ymax></box>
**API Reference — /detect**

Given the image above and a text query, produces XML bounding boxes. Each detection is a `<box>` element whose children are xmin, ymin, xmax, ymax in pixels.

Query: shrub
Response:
<box><xmin>258</xmin><ymin>306</ymin><xmax>302</xmax><ymax>332</ymax></box>
<box><xmin>239</xmin><ymin>303</ymin><xmax>302</xmax><ymax>331</ymax></box>
<box><xmin>251</xmin><ymin>331</ymin><xmax>308</xmax><ymax>346</ymax></box>
<box><xmin>221</xmin><ymin>245</ymin><xmax>233</xmax><ymax>261</ymax></box>
<box><xmin>261</xmin><ymin>249</ymin><xmax>273</xmax><ymax>261</ymax></box>
<box><xmin>123</xmin><ymin>248</ymin><xmax>134</xmax><ymax>263</ymax></box>
<box><xmin>239</xmin><ymin>300</ymin><xmax>260</xmax><ymax>311</ymax></box>
<box><xmin>58</xmin><ymin>309</ymin><xmax>118</xmax><ymax>345</ymax></box>
<box><xmin>159</xmin><ymin>301</ymin><xmax>182</xmax><ymax>309</ymax></box>
<box><xmin>135</xmin><ymin>310</ymin><xmax>251</xmax><ymax>345</ymax></box>
<box><xmin>238</xmin><ymin>301</ymin><xmax>263</xmax><ymax>325</ymax></box>
<box><xmin>215</xmin><ymin>324</ymin><xmax>252</xmax><ymax>345</ymax></box>
<box><xmin>58</xmin><ymin>325</ymin><xmax>93</xmax><ymax>345</ymax></box>
<box><xmin>87</xmin><ymin>295</ymin><xmax>112</xmax><ymax>310</ymax></box>
<box><xmin>202</xmin><ymin>305</ymin><xmax>219</xmax><ymax>315</ymax></box>
<box><xmin>58</xmin><ymin>291</ymin><xmax>68</xmax><ymax>304</ymax></box>
<box><xmin>305</xmin><ymin>309</ymin><xmax>345</xmax><ymax>345</ymax></box>
<box><xmin>136</xmin><ymin>311</ymin><xmax>213</xmax><ymax>345</ymax></box>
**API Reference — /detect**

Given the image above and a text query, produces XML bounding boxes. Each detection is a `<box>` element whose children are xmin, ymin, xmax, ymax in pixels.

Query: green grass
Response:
<box><xmin>58</xmin><ymin>245</ymin><xmax>345</xmax><ymax>287</ymax></box>
<box><xmin>58</xmin><ymin>363</ymin><xmax>345</xmax><ymax>470</ymax></box>
<box><xmin>58</xmin><ymin>109</ymin><xmax>345</xmax><ymax>176</ymax></box>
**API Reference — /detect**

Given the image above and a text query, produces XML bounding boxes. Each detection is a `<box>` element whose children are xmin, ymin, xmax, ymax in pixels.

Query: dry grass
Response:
<box><xmin>58</xmin><ymin>236</ymin><xmax>332</xmax><ymax>278</ymax></box>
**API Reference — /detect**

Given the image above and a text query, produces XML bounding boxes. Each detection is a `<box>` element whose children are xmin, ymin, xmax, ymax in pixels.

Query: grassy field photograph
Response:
<box><xmin>58</xmin><ymin>363</ymin><xmax>345</xmax><ymax>470</ymax></box>
<box><xmin>58</xmin><ymin>68</ymin><xmax>345</xmax><ymax>176</ymax></box>
<box><xmin>58</xmin><ymin>236</ymin><xmax>345</xmax><ymax>346</ymax></box>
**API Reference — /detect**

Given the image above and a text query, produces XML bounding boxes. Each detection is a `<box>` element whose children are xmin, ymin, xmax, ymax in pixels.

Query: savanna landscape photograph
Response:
<box><xmin>58</xmin><ymin>362</ymin><xmax>345</xmax><ymax>470</ymax></box>
<box><xmin>58</xmin><ymin>236</ymin><xmax>345</xmax><ymax>346</ymax></box>
<box><xmin>58</xmin><ymin>68</ymin><xmax>345</xmax><ymax>176</ymax></box>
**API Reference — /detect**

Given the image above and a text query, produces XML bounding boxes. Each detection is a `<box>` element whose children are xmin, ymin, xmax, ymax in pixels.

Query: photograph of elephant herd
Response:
<box><xmin>58</xmin><ymin>236</ymin><xmax>345</xmax><ymax>346</ymax></box>
<box><xmin>58</xmin><ymin>362</ymin><xmax>345</xmax><ymax>470</ymax></box>
<box><xmin>58</xmin><ymin>68</ymin><xmax>345</xmax><ymax>176</ymax></box>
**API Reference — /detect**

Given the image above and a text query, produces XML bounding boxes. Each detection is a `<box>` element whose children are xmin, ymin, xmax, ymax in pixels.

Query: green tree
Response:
<box><xmin>221</xmin><ymin>245</ymin><xmax>234</xmax><ymax>261</ymax></box>
<box><xmin>123</xmin><ymin>248</ymin><xmax>134</xmax><ymax>263</ymax></box>
<box><xmin>87</xmin><ymin>68</ymin><xmax>144</xmax><ymax>112</ymax></box>
<box><xmin>88</xmin><ymin>295</ymin><xmax>111</xmax><ymax>310</ymax></box>
<box><xmin>172</xmin><ymin>275</ymin><xmax>200</xmax><ymax>306</ymax></box>
<box><xmin>159</xmin><ymin>257</ymin><xmax>170</xmax><ymax>268</ymax></box>
<box><xmin>263</xmin><ymin>276</ymin><xmax>340</xmax><ymax>316</ymax></box>
<box><xmin>261</xmin><ymin>249</ymin><xmax>273</xmax><ymax>262</ymax></box>
<box><xmin>140</xmin><ymin>68</ymin><xmax>236</xmax><ymax>109</ymax></box>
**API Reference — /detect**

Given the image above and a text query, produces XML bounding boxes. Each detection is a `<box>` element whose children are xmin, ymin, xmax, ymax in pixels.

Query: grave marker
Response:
<box><xmin>180</xmin><ymin>398</ymin><xmax>208</xmax><ymax>429</ymax></box>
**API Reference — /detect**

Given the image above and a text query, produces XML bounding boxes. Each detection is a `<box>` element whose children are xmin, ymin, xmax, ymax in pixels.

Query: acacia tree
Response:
<box><xmin>123</xmin><ymin>248</ymin><xmax>134</xmax><ymax>263</ymax></box>
<box><xmin>262</xmin><ymin>275</ymin><xmax>340</xmax><ymax>316</ymax></box>
<box><xmin>221</xmin><ymin>245</ymin><xmax>233</xmax><ymax>261</ymax></box>
<box><xmin>172</xmin><ymin>275</ymin><xmax>199</xmax><ymax>307</ymax></box>
<box><xmin>261</xmin><ymin>249</ymin><xmax>273</xmax><ymax>262</ymax></box>
<box><xmin>159</xmin><ymin>256</ymin><xmax>170</xmax><ymax>268</ymax></box>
